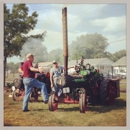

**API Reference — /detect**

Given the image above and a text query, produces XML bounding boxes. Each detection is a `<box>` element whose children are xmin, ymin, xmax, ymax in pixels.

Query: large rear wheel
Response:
<box><xmin>107</xmin><ymin>81</ymin><xmax>116</xmax><ymax>105</ymax></box>
<box><xmin>100</xmin><ymin>78</ymin><xmax>117</xmax><ymax>106</ymax></box>
<box><xmin>99</xmin><ymin>78</ymin><xmax>109</xmax><ymax>105</ymax></box>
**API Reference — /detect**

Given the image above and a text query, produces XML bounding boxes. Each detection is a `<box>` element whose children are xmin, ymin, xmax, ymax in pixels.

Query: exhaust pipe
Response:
<box><xmin>62</xmin><ymin>7</ymin><xmax>68</xmax><ymax>75</ymax></box>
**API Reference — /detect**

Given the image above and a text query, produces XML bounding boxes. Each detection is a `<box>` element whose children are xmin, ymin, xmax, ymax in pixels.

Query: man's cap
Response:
<box><xmin>52</xmin><ymin>60</ymin><xmax>58</xmax><ymax>64</ymax></box>
<box><xmin>26</xmin><ymin>53</ymin><xmax>34</xmax><ymax>58</ymax></box>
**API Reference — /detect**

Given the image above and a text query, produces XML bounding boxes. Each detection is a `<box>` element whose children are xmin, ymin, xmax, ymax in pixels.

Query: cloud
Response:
<box><xmin>90</xmin><ymin>15</ymin><xmax>126</xmax><ymax>32</ymax></box>
<box><xmin>66</xmin><ymin>4</ymin><xmax>107</xmax><ymax>20</ymax></box>
<box><xmin>6</xmin><ymin>4</ymin><xmax>126</xmax><ymax>63</ymax></box>
<box><xmin>28</xmin><ymin>4</ymin><xmax>108</xmax><ymax>36</ymax></box>
<box><xmin>34</xmin><ymin>4</ymin><xmax>108</xmax><ymax>33</ymax></box>
<box><xmin>27</xmin><ymin>28</ymin><xmax>87</xmax><ymax>52</ymax></box>
<box><xmin>26</xmin><ymin>5</ymin><xmax>87</xmax><ymax>52</ymax></box>
<box><xmin>106</xmin><ymin>40</ymin><xmax>126</xmax><ymax>53</ymax></box>
<box><xmin>42</xmin><ymin>30</ymin><xmax>88</xmax><ymax>52</ymax></box>
<box><xmin>105</xmin><ymin>32</ymin><xmax>126</xmax><ymax>53</ymax></box>
<box><xmin>36</xmin><ymin>10</ymin><xmax>62</xmax><ymax>32</ymax></box>
<box><xmin>35</xmin><ymin>7</ymin><xmax>82</xmax><ymax>33</ymax></box>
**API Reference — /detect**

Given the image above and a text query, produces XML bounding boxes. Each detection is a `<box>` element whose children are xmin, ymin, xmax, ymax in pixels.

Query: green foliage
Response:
<box><xmin>47</xmin><ymin>48</ymin><xmax>63</xmax><ymax>64</ymax></box>
<box><xmin>4</xmin><ymin>4</ymin><xmax>46</xmax><ymax>86</ymax></box>
<box><xmin>6</xmin><ymin>62</ymin><xmax>20</xmax><ymax>72</ymax></box>
<box><xmin>68</xmin><ymin>33</ymin><xmax>126</xmax><ymax>62</ymax></box>
<box><xmin>69</xmin><ymin>33</ymin><xmax>108</xmax><ymax>60</ymax></box>
<box><xmin>104</xmin><ymin>50</ymin><xmax>126</xmax><ymax>62</ymax></box>
<box><xmin>112</xmin><ymin>49</ymin><xmax>126</xmax><ymax>62</ymax></box>
<box><xmin>4</xmin><ymin>4</ymin><xmax>44</xmax><ymax>58</ymax></box>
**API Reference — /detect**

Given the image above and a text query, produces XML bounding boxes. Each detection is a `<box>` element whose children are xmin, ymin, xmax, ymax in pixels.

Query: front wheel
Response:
<box><xmin>29</xmin><ymin>88</ymin><xmax>38</xmax><ymax>102</ymax></box>
<box><xmin>48</xmin><ymin>91</ymin><xmax>58</xmax><ymax>111</ymax></box>
<box><xmin>79</xmin><ymin>88</ymin><xmax>87</xmax><ymax>113</ymax></box>
<box><xmin>12</xmin><ymin>89</ymin><xmax>24</xmax><ymax>101</ymax></box>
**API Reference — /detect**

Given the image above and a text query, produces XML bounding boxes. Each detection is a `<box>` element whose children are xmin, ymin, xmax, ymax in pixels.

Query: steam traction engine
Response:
<box><xmin>48</xmin><ymin>58</ymin><xmax>120</xmax><ymax>113</ymax></box>
<box><xmin>12</xmin><ymin>63</ymin><xmax>51</xmax><ymax>102</ymax></box>
<box><xmin>48</xmin><ymin>7</ymin><xmax>120</xmax><ymax>113</ymax></box>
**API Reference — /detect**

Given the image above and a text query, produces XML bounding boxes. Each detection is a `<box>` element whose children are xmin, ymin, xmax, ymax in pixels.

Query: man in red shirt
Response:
<box><xmin>18</xmin><ymin>53</ymin><xmax>48</xmax><ymax>112</ymax></box>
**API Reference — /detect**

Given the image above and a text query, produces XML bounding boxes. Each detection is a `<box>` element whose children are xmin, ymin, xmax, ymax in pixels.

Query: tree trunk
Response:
<box><xmin>4</xmin><ymin>56</ymin><xmax>7</xmax><ymax>87</ymax></box>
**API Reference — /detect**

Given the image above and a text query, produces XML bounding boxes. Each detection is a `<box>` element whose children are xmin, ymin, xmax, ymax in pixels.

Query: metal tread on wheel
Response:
<box><xmin>100</xmin><ymin>76</ymin><xmax>117</xmax><ymax>106</ymax></box>
<box><xmin>29</xmin><ymin>88</ymin><xmax>38</xmax><ymax>102</ymax></box>
<box><xmin>99</xmin><ymin>78</ymin><xmax>110</xmax><ymax>105</ymax></box>
<box><xmin>12</xmin><ymin>89</ymin><xmax>24</xmax><ymax>101</ymax></box>
<box><xmin>48</xmin><ymin>91</ymin><xmax>58</xmax><ymax>111</ymax></box>
<box><xmin>79</xmin><ymin>88</ymin><xmax>87</xmax><ymax>113</ymax></box>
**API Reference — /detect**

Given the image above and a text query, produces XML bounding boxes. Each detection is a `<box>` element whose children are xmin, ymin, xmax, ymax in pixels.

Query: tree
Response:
<box><xmin>104</xmin><ymin>51</ymin><xmax>114</xmax><ymax>60</ymax></box>
<box><xmin>104</xmin><ymin>49</ymin><xmax>126</xmax><ymax>62</ymax></box>
<box><xmin>112</xmin><ymin>49</ymin><xmax>126</xmax><ymax>62</ymax></box>
<box><xmin>69</xmin><ymin>33</ymin><xmax>108</xmax><ymax>60</ymax></box>
<box><xmin>6</xmin><ymin>62</ymin><xmax>20</xmax><ymax>72</ymax></box>
<box><xmin>4</xmin><ymin>4</ymin><xmax>46</xmax><ymax>86</ymax></box>
<box><xmin>47</xmin><ymin>48</ymin><xmax>63</xmax><ymax>64</ymax></box>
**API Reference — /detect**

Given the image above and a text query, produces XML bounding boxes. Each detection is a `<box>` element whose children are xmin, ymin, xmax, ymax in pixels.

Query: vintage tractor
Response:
<box><xmin>12</xmin><ymin>64</ymin><xmax>51</xmax><ymax>102</ymax></box>
<box><xmin>48</xmin><ymin>7</ymin><xmax>120</xmax><ymax>113</ymax></box>
<box><xmin>12</xmin><ymin>76</ymin><xmax>37</xmax><ymax>102</ymax></box>
<box><xmin>48</xmin><ymin>58</ymin><xmax>120</xmax><ymax>113</ymax></box>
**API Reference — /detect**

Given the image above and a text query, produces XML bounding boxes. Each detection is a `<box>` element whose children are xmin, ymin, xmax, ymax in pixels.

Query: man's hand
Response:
<box><xmin>51</xmin><ymin>83</ymin><xmax>54</xmax><ymax>88</ymax></box>
<box><xmin>38</xmin><ymin>67</ymin><xmax>43</xmax><ymax>73</ymax></box>
<box><xmin>18</xmin><ymin>68</ymin><xmax>24</xmax><ymax>76</ymax></box>
<box><xmin>51</xmin><ymin>87</ymin><xmax>55</xmax><ymax>92</ymax></box>
<box><xmin>51</xmin><ymin>84</ymin><xmax>55</xmax><ymax>91</ymax></box>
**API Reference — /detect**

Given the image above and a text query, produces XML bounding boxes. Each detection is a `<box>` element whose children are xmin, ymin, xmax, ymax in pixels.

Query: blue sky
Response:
<box><xmin>6</xmin><ymin>4</ymin><xmax>126</xmax><ymax>63</ymax></box>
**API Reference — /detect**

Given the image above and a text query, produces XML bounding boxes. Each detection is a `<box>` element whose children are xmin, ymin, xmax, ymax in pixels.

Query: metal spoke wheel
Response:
<box><xmin>29</xmin><ymin>88</ymin><xmax>38</xmax><ymax>102</ymax></box>
<box><xmin>99</xmin><ymin>78</ymin><xmax>109</xmax><ymax>105</ymax></box>
<box><xmin>12</xmin><ymin>89</ymin><xmax>24</xmax><ymax>101</ymax></box>
<box><xmin>79</xmin><ymin>88</ymin><xmax>87</xmax><ymax>113</ymax></box>
<box><xmin>100</xmin><ymin>79</ymin><xmax>116</xmax><ymax>106</ymax></box>
<box><xmin>48</xmin><ymin>91</ymin><xmax>58</xmax><ymax>111</ymax></box>
<box><xmin>13</xmin><ymin>78</ymin><xmax>22</xmax><ymax>89</ymax></box>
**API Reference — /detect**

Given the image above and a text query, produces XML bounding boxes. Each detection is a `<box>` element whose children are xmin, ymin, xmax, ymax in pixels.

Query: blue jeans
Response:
<box><xmin>23</xmin><ymin>78</ymin><xmax>48</xmax><ymax>110</ymax></box>
<box><xmin>53</xmin><ymin>77</ymin><xmax>59</xmax><ymax>92</ymax></box>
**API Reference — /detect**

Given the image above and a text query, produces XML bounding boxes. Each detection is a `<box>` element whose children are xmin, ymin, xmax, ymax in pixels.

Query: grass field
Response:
<box><xmin>4</xmin><ymin>91</ymin><xmax>126</xmax><ymax>126</ymax></box>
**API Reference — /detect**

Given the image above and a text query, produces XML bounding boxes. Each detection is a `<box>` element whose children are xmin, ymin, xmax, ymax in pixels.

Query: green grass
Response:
<box><xmin>4</xmin><ymin>79</ymin><xmax>126</xmax><ymax>126</ymax></box>
<box><xmin>4</xmin><ymin>92</ymin><xmax>126</xmax><ymax>126</ymax></box>
<box><xmin>120</xmin><ymin>83</ymin><xmax>126</xmax><ymax>90</ymax></box>
<box><xmin>119</xmin><ymin>79</ymin><xmax>126</xmax><ymax>91</ymax></box>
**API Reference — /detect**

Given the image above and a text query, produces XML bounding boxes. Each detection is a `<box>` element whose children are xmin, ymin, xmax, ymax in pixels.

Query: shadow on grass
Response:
<box><xmin>56</xmin><ymin>98</ymin><xmax>126</xmax><ymax>113</ymax></box>
<box><xmin>4</xmin><ymin>124</ymin><xmax>13</xmax><ymax>126</ymax></box>
<box><xmin>57</xmin><ymin>107</ymin><xmax>80</xmax><ymax>112</ymax></box>
<box><xmin>87</xmin><ymin>98</ymin><xmax>126</xmax><ymax>113</ymax></box>
<box><xmin>32</xmin><ymin>108</ymin><xmax>48</xmax><ymax>111</ymax></box>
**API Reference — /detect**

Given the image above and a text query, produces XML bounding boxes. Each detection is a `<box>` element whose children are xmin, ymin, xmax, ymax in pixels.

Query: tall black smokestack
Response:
<box><xmin>62</xmin><ymin>7</ymin><xmax>68</xmax><ymax>75</ymax></box>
